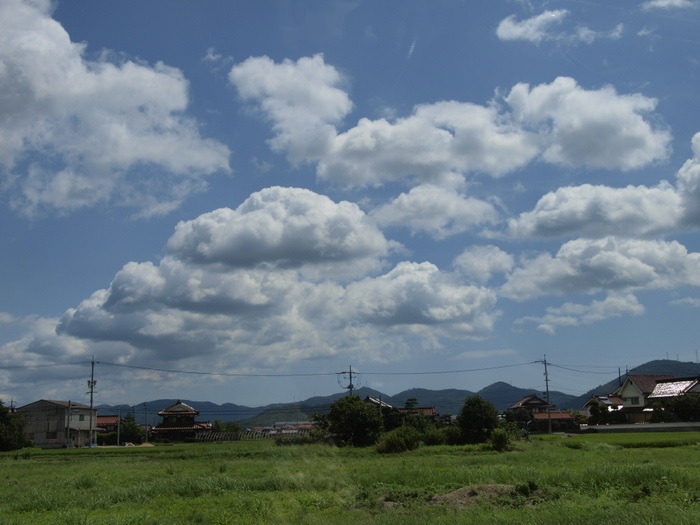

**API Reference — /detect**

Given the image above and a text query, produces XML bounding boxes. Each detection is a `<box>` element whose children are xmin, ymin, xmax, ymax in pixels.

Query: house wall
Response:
<box><xmin>617</xmin><ymin>383</ymin><xmax>644</xmax><ymax>407</ymax></box>
<box><xmin>18</xmin><ymin>401</ymin><xmax>96</xmax><ymax>449</ymax></box>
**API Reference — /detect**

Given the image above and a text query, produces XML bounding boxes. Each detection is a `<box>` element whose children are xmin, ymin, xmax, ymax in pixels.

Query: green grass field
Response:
<box><xmin>1</xmin><ymin>432</ymin><xmax>699</xmax><ymax>524</ymax></box>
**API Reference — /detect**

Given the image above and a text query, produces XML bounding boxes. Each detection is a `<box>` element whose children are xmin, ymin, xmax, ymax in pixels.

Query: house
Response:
<box><xmin>364</xmin><ymin>396</ymin><xmax>439</xmax><ymax>418</ymax></box>
<box><xmin>96</xmin><ymin>415</ymin><xmax>120</xmax><ymax>433</ymax></box>
<box><xmin>150</xmin><ymin>400</ymin><xmax>212</xmax><ymax>442</ymax></box>
<box><xmin>581</xmin><ymin>395</ymin><xmax>624</xmax><ymax>417</ymax></box>
<box><xmin>508</xmin><ymin>394</ymin><xmax>577</xmax><ymax>432</ymax></box>
<box><xmin>648</xmin><ymin>376</ymin><xmax>700</xmax><ymax>400</ymax></box>
<box><xmin>508</xmin><ymin>394</ymin><xmax>552</xmax><ymax>414</ymax></box>
<box><xmin>610</xmin><ymin>375</ymin><xmax>674</xmax><ymax>423</ymax></box>
<box><xmin>17</xmin><ymin>400</ymin><xmax>97</xmax><ymax>449</ymax></box>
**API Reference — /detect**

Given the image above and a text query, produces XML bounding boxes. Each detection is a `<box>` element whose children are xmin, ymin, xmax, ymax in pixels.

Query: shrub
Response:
<box><xmin>490</xmin><ymin>428</ymin><xmax>511</xmax><ymax>452</ymax></box>
<box><xmin>376</xmin><ymin>426</ymin><xmax>422</xmax><ymax>454</ymax></box>
<box><xmin>274</xmin><ymin>434</ymin><xmax>319</xmax><ymax>446</ymax></box>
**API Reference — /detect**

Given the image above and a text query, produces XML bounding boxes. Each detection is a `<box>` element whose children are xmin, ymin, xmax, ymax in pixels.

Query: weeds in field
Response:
<box><xmin>1</xmin><ymin>434</ymin><xmax>699</xmax><ymax>524</ymax></box>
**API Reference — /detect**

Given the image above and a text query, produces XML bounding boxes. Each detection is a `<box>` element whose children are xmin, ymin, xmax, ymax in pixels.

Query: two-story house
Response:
<box><xmin>17</xmin><ymin>399</ymin><xmax>96</xmax><ymax>449</ymax></box>
<box><xmin>610</xmin><ymin>374</ymin><xmax>674</xmax><ymax>423</ymax></box>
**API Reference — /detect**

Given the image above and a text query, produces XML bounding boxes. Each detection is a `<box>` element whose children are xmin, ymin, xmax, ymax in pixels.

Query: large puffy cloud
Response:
<box><xmin>508</xmin><ymin>133</ymin><xmax>700</xmax><ymax>239</ymax></box>
<box><xmin>317</xmin><ymin>101</ymin><xmax>540</xmax><ymax>186</ymax></box>
<box><xmin>509</xmin><ymin>182</ymin><xmax>682</xmax><ymax>238</ymax></box>
<box><xmin>501</xmin><ymin>237</ymin><xmax>700</xmax><ymax>300</ymax></box>
<box><xmin>230</xmin><ymin>54</ymin><xmax>669</xmax><ymax>187</ymax></box>
<box><xmin>167</xmin><ymin>186</ymin><xmax>391</xmax><ymax>278</ymax></box>
<box><xmin>518</xmin><ymin>293</ymin><xmax>645</xmax><ymax>334</ymax></box>
<box><xmin>506</xmin><ymin>77</ymin><xmax>671</xmax><ymax>170</ymax></box>
<box><xmin>370</xmin><ymin>185</ymin><xmax>499</xmax><ymax>239</ymax></box>
<box><xmin>339</xmin><ymin>262</ymin><xmax>498</xmax><ymax>336</ymax></box>
<box><xmin>57</xmin><ymin>187</ymin><xmax>498</xmax><ymax>367</ymax></box>
<box><xmin>229</xmin><ymin>54</ymin><xmax>352</xmax><ymax>164</ymax></box>
<box><xmin>0</xmin><ymin>0</ymin><xmax>230</xmax><ymax>216</ymax></box>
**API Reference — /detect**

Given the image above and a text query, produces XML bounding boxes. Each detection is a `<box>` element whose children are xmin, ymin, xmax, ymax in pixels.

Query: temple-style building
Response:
<box><xmin>151</xmin><ymin>400</ymin><xmax>212</xmax><ymax>442</ymax></box>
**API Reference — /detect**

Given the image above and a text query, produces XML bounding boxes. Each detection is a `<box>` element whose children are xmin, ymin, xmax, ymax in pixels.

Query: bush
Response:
<box><xmin>376</xmin><ymin>426</ymin><xmax>422</xmax><ymax>454</ymax></box>
<box><xmin>275</xmin><ymin>434</ymin><xmax>319</xmax><ymax>446</ymax></box>
<box><xmin>490</xmin><ymin>428</ymin><xmax>511</xmax><ymax>452</ymax></box>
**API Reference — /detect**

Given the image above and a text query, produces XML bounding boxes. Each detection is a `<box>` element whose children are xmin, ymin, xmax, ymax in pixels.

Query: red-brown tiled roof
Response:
<box><xmin>96</xmin><ymin>415</ymin><xmax>120</xmax><ymax>426</ymax></box>
<box><xmin>627</xmin><ymin>375</ymin><xmax>674</xmax><ymax>395</ymax></box>
<box><xmin>532</xmin><ymin>411</ymin><xmax>575</xmax><ymax>421</ymax></box>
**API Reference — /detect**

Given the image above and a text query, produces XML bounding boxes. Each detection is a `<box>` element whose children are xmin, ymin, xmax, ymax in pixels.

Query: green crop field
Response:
<box><xmin>1</xmin><ymin>433</ymin><xmax>699</xmax><ymax>525</ymax></box>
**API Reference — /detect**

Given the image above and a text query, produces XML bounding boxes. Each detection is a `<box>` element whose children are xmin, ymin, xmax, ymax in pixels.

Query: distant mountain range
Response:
<box><xmin>97</xmin><ymin>359</ymin><xmax>700</xmax><ymax>428</ymax></box>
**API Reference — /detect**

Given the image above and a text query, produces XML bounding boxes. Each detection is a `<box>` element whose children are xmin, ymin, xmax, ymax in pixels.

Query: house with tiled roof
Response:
<box><xmin>648</xmin><ymin>376</ymin><xmax>700</xmax><ymax>399</ymax></box>
<box><xmin>96</xmin><ymin>415</ymin><xmax>120</xmax><ymax>433</ymax></box>
<box><xmin>582</xmin><ymin>395</ymin><xmax>624</xmax><ymax>415</ymax></box>
<box><xmin>151</xmin><ymin>400</ymin><xmax>212</xmax><ymax>442</ymax></box>
<box><xmin>508</xmin><ymin>394</ymin><xmax>552</xmax><ymax>414</ymax></box>
<box><xmin>610</xmin><ymin>374</ymin><xmax>674</xmax><ymax>423</ymax></box>
<box><xmin>508</xmin><ymin>394</ymin><xmax>577</xmax><ymax>432</ymax></box>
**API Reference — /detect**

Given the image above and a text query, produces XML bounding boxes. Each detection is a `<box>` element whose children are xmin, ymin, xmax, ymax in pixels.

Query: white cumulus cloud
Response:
<box><xmin>506</xmin><ymin>77</ymin><xmax>671</xmax><ymax>171</ymax></box>
<box><xmin>519</xmin><ymin>293</ymin><xmax>645</xmax><ymax>334</ymax></box>
<box><xmin>509</xmin><ymin>182</ymin><xmax>682</xmax><ymax>238</ymax></box>
<box><xmin>0</xmin><ymin>0</ymin><xmax>230</xmax><ymax>217</ymax></box>
<box><xmin>370</xmin><ymin>185</ymin><xmax>499</xmax><ymax>239</ymax></box>
<box><xmin>454</xmin><ymin>245</ymin><xmax>515</xmax><ymax>284</ymax></box>
<box><xmin>502</xmin><ymin>237</ymin><xmax>700</xmax><ymax>300</ymax></box>
<box><xmin>229</xmin><ymin>54</ymin><xmax>352</xmax><ymax>164</ymax></box>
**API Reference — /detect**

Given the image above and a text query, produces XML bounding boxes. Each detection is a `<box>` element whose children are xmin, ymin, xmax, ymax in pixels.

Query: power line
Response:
<box><xmin>360</xmin><ymin>362</ymin><xmax>537</xmax><ymax>376</ymax></box>
<box><xmin>97</xmin><ymin>361</ymin><xmax>340</xmax><ymax>378</ymax></box>
<box><xmin>0</xmin><ymin>361</ymin><xmax>91</xmax><ymax>370</ymax></box>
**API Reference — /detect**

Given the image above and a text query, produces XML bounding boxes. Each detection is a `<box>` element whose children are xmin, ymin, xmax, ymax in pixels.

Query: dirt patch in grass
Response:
<box><xmin>430</xmin><ymin>481</ymin><xmax>551</xmax><ymax>509</ymax></box>
<box><xmin>431</xmin><ymin>484</ymin><xmax>516</xmax><ymax>507</ymax></box>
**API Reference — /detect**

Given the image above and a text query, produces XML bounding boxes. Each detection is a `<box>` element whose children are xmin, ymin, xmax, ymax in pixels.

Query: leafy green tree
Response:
<box><xmin>212</xmin><ymin>420</ymin><xmax>243</xmax><ymax>433</ymax></box>
<box><xmin>457</xmin><ymin>395</ymin><xmax>499</xmax><ymax>444</ymax></box>
<box><xmin>404</xmin><ymin>397</ymin><xmax>418</xmax><ymax>409</ymax></box>
<box><xmin>120</xmin><ymin>413</ymin><xmax>144</xmax><ymax>444</ymax></box>
<box><xmin>326</xmin><ymin>395</ymin><xmax>382</xmax><ymax>447</ymax></box>
<box><xmin>0</xmin><ymin>400</ymin><xmax>29</xmax><ymax>451</ymax></box>
<box><xmin>664</xmin><ymin>393</ymin><xmax>700</xmax><ymax>421</ymax></box>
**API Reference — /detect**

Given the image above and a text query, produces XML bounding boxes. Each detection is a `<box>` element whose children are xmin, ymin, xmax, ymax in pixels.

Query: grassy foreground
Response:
<box><xmin>1</xmin><ymin>432</ymin><xmax>699</xmax><ymax>525</ymax></box>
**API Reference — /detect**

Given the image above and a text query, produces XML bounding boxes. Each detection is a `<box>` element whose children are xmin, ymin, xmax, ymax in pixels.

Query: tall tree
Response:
<box><xmin>326</xmin><ymin>395</ymin><xmax>382</xmax><ymax>447</ymax></box>
<box><xmin>457</xmin><ymin>395</ymin><xmax>499</xmax><ymax>444</ymax></box>
<box><xmin>0</xmin><ymin>400</ymin><xmax>29</xmax><ymax>451</ymax></box>
<box><xmin>119</xmin><ymin>413</ymin><xmax>144</xmax><ymax>444</ymax></box>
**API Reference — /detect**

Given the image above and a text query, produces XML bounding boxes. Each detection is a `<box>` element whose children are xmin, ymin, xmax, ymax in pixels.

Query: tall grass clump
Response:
<box><xmin>376</xmin><ymin>426</ymin><xmax>422</xmax><ymax>453</ymax></box>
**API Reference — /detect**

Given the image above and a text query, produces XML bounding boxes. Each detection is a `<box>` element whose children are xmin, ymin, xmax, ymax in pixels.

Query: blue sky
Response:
<box><xmin>2</xmin><ymin>0</ymin><xmax>700</xmax><ymax>408</ymax></box>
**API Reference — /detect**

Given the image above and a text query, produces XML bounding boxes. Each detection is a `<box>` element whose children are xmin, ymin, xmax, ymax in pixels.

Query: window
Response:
<box><xmin>631</xmin><ymin>397</ymin><xmax>640</xmax><ymax>405</ymax></box>
<box><xmin>46</xmin><ymin>431</ymin><xmax>58</xmax><ymax>440</ymax></box>
<box><xmin>79</xmin><ymin>414</ymin><xmax>85</xmax><ymax>422</ymax></box>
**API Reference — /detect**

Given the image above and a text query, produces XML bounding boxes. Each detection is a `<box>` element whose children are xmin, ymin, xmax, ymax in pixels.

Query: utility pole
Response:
<box><xmin>117</xmin><ymin>407</ymin><xmax>121</xmax><ymax>446</ymax></box>
<box><xmin>87</xmin><ymin>356</ymin><xmax>97</xmax><ymax>447</ymax></box>
<box><xmin>536</xmin><ymin>355</ymin><xmax>553</xmax><ymax>434</ymax></box>
<box><xmin>144</xmin><ymin>402</ymin><xmax>148</xmax><ymax>443</ymax></box>
<box><xmin>340</xmin><ymin>365</ymin><xmax>356</xmax><ymax>396</ymax></box>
